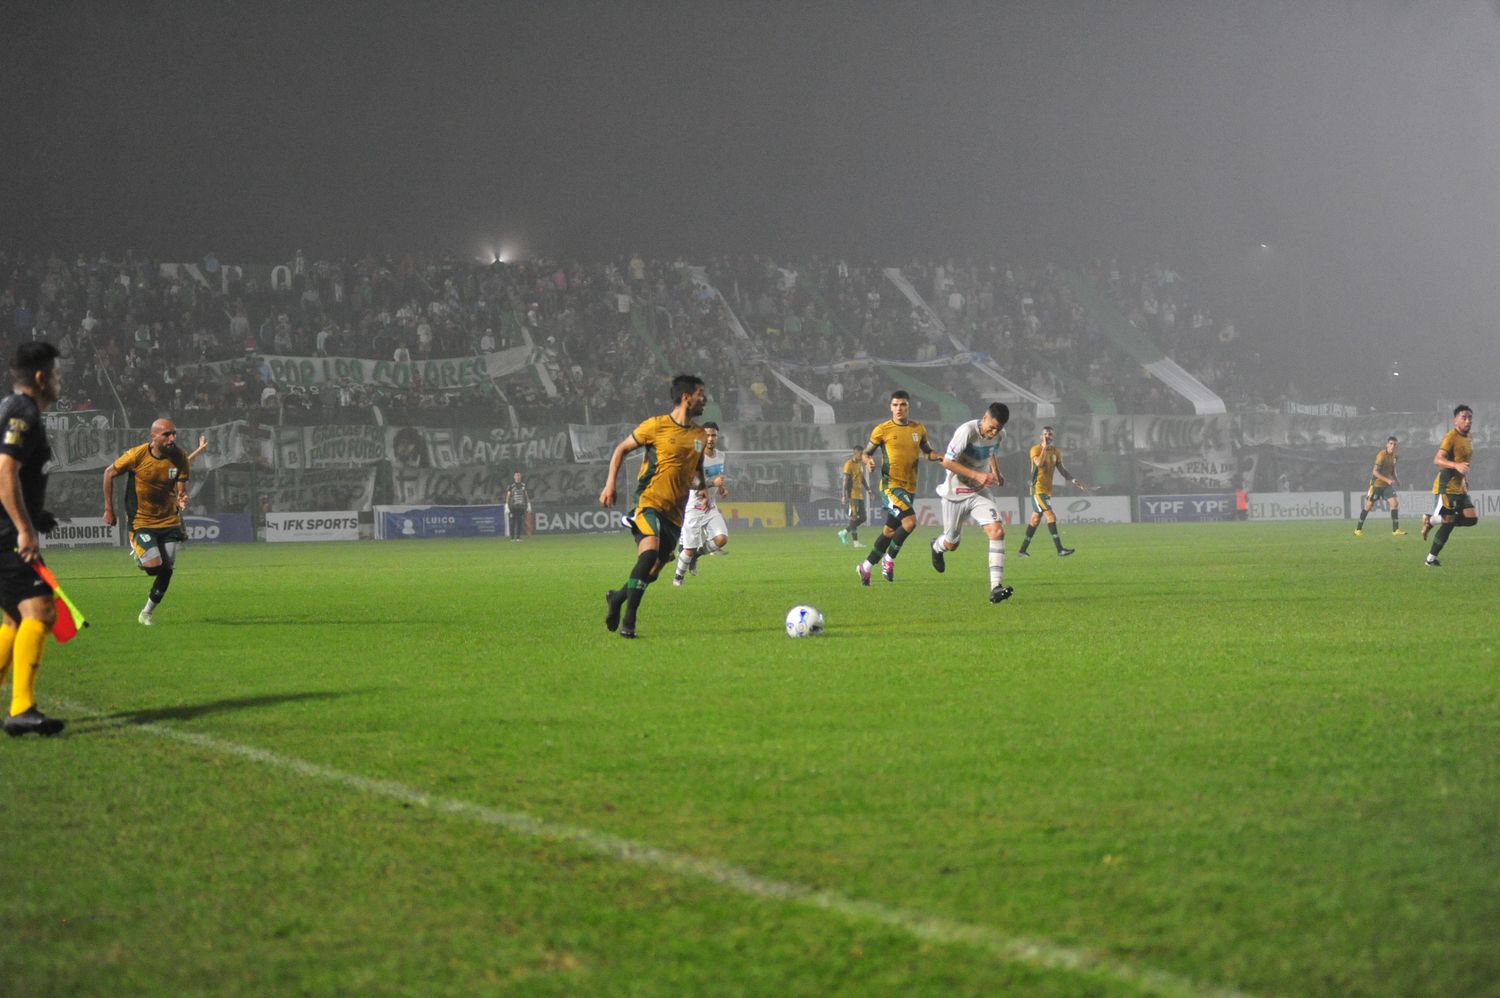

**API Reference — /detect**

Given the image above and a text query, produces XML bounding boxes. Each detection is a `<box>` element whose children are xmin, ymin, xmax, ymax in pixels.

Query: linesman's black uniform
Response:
<box><xmin>0</xmin><ymin>392</ymin><xmax>54</xmax><ymax>612</ymax></box>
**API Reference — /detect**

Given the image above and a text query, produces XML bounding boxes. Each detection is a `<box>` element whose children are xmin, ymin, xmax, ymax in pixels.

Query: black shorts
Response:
<box><xmin>0</xmin><ymin>551</ymin><xmax>53</xmax><ymax>617</ymax></box>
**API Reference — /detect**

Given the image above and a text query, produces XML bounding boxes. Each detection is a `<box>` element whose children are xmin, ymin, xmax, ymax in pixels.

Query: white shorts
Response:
<box><xmin>681</xmin><ymin>507</ymin><xmax>728</xmax><ymax>548</ymax></box>
<box><xmin>939</xmin><ymin>491</ymin><xmax>1001</xmax><ymax>545</ymax></box>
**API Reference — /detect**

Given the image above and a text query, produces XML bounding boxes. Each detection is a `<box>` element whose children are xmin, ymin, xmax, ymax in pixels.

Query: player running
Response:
<box><xmin>1354</xmin><ymin>436</ymin><xmax>1404</xmax><ymax>536</ymax></box>
<box><xmin>103</xmin><ymin>418</ymin><xmax>192</xmax><ymax>626</ymax></box>
<box><xmin>598</xmin><ymin>375</ymin><xmax>708</xmax><ymax>637</ymax></box>
<box><xmin>672</xmin><ymin>422</ymin><xmax>728</xmax><ymax>587</ymax></box>
<box><xmin>855</xmin><ymin>390</ymin><xmax>943</xmax><ymax>585</ymax></box>
<box><xmin>836</xmin><ymin>446</ymin><xmax>868</xmax><ymax>547</ymax></box>
<box><xmin>1017</xmin><ymin>425</ymin><xmax>1086</xmax><ymax>558</ymax></box>
<box><xmin>928</xmin><ymin>402</ymin><xmax>1015</xmax><ymax>604</ymax></box>
<box><xmin>1425</xmin><ymin>404</ymin><xmax>1477</xmax><ymax>567</ymax></box>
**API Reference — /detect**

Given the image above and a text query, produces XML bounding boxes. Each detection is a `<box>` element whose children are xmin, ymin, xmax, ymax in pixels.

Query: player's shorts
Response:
<box><xmin>131</xmin><ymin>525</ymin><xmax>186</xmax><ymax>569</ymax></box>
<box><xmin>939</xmin><ymin>492</ymin><xmax>1001</xmax><ymax>545</ymax></box>
<box><xmin>1435</xmin><ymin>491</ymin><xmax>1476</xmax><ymax>518</ymax></box>
<box><xmin>847</xmin><ymin>498</ymin><xmax>866</xmax><ymax>523</ymax></box>
<box><xmin>880</xmin><ymin>485</ymin><xmax>915</xmax><ymax>520</ymax></box>
<box><xmin>1366</xmin><ymin>483</ymin><xmax>1396</xmax><ymax>503</ymax></box>
<box><xmin>681</xmin><ymin>507</ymin><xmax>728</xmax><ymax>548</ymax></box>
<box><xmin>630</xmin><ymin>507</ymin><xmax>682</xmax><ymax>559</ymax></box>
<box><xmin>0</xmin><ymin>550</ymin><xmax>52</xmax><ymax>616</ymax></box>
<box><xmin>1030</xmin><ymin>492</ymin><xmax>1054</xmax><ymax>516</ymax></box>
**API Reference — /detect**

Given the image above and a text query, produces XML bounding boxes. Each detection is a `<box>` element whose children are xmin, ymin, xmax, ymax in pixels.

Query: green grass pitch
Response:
<box><xmin>2</xmin><ymin>523</ymin><xmax>1496</xmax><ymax>996</ymax></box>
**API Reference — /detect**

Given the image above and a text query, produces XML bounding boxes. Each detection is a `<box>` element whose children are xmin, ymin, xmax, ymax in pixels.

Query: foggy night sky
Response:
<box><xmin>3</xmin><ymin>0</ymin><xmax>1498</xmax><ymax>399</ymax></box>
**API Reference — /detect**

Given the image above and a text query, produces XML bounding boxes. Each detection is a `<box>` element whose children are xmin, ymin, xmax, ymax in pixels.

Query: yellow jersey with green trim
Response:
<box><xmin>842</xmin><ymin>458</ymin><xmax>866</xmax><ymax>500</ymax></box>
<box><xmin>112</xmin><ymin>442</ymin><xmax>190</xmax><ymax>530</ymax></box>
<box><xmin>1369</xmin><ymin>448</ymin><xmax>1396</xmax><ymax>489</ymax></box>
<box><xmin>868</xmin><ymin>419</ymin><xmax>928</xmax><ymax>493</ymax></box>
<box><xmin>631</xmin><ymin>415</ymin><xmax>707</xmax><ymax>526</ymax></box>
<box><xmin>1029</xmin><ymin>444</ymin><xmax>1063</xmax><ymax>496</ymax></box>
<box><xmin>1432</xmin><ymin>429</ymin><xmax>1473</xmax><ymax>495</ymax></box>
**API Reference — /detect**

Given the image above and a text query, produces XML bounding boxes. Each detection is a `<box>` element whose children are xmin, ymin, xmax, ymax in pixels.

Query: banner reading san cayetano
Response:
<box><xmin>275</xmin><ymin>425</ymin><xmax>572</xmax><ymax>471</ymax></box>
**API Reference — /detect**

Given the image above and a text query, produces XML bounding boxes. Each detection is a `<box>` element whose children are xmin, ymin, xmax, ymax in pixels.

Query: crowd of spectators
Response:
<box><xmin>4</xmin><ymin>246</ymin><xmax>1296</xmax><ymax>429</ymax></box>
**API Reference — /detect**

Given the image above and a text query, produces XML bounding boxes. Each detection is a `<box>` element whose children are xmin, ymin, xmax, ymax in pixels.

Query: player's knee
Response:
<box><xmin>712</xmin><ymin>534</ymin><xmax>727</xmax><ymax>548</ymax></box>
<box><xmin>142</xmin><ymin>563</ymin><xmax>163</xmax><ymax>576</ymax></box>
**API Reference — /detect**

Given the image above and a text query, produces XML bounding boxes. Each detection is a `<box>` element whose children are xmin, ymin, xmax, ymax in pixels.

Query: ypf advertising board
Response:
<box><xmin>265</xmin><ymin>511</ymin><xmax>361</xmax><ymax>542</ymax></box>
<box><xmin>1138</xmin><ymin>494</ymin><xmax>1234</xmax><ymax>523</ymax></box>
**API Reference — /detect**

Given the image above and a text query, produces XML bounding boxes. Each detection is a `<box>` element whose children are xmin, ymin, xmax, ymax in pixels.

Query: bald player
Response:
<box><xmin>103</xmin><ymin>418</ymin><xmax>192</xmax><ymax>626</ymax></box>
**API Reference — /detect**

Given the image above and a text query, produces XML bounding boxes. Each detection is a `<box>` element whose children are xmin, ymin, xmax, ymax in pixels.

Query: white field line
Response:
<box><xmin>75</xmin><ymin>707</ymin><xmax>1252</xmax><ymax>998</ymax></box>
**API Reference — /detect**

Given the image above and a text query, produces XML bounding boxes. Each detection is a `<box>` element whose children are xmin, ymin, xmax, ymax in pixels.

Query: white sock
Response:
<box><xmin>143</xmin><ymin>598</ymin><xmax>159</xmax><ymax>615</ymax></box>
<box><xmin>674</xmin><ymin>548</ymin><xmax>692</xmax><ymax>579</ymax></box>
<box><xmin>989</xmin><ymin>539</ymin><xmax>1005</xmax><ymax>588</ymax></box>
<box><xmin>932</xmin><ymin>537</ymin><xmax>946</xmax><ymax>554</ymax></box>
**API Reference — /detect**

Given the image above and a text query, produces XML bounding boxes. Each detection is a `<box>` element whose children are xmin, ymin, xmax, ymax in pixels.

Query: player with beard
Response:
<box><xmin>599</xmin><ymin>375</ymin><xmax>708</xmax><ymax>638</ymax></box>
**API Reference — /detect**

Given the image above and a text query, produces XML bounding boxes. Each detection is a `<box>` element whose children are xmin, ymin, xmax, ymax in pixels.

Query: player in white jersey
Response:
<box><xmin>929</xmin><ymin>402</ymin><xmax>1014</xmax><ymax>604</ymax></box>
<box><xmin>673</xmin><ymin>422</ymin><xmax>728</xmax><ymax>586</ymax></box>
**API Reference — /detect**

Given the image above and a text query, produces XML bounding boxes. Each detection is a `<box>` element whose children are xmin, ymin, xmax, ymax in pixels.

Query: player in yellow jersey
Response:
<box><xmin>1017</xmin><ymin>425</ymin><xmax>1087</xmax><ymax>557</ymax></box>
<box><xmin>836</xmin><ymin>446</ymin><xmax>867</xmax><ymax>546</ymax></box>
<box><xmin>1425</xmin><ymin>404</ymin><xmax>1476</xmax><ymax>567</ymax></box>
<box><xmin>599</xmin><ymin>374</ymin><xmax>708</xmax><ymax>637</ymax></box>
<box><xmin>103</xmin><ymin>418</ymin><xmax>191</xmax><ymax>626</ymax></box>
<box><xmin>855</xmin><ymin>390</ymin><xmax>942</xmax><ymax>585</ymax></box>
<box><xmin>1354</xmin><ymin>436</ymin><xmax>1404</xmax><ymax>536</ymax></box>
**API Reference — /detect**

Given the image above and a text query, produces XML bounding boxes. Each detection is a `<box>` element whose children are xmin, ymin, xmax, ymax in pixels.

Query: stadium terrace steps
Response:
<box><xmin>1055</xmin><ymin>269</ymin><xmax>1226</xmax><ymax>415</ymax></box>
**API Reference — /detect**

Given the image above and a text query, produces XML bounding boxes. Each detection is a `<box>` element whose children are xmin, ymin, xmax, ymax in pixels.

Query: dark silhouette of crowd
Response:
<box><xmin>3</xmin><ymin>246</ymin><xmax>1294</xmax><ymax>428</ymax></box>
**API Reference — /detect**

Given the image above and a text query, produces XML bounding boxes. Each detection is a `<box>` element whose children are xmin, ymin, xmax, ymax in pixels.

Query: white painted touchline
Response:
<box><xmin>66</xmin><ymin>704</ymin><xmax>1253</xmax><ymax>998</ymax></box>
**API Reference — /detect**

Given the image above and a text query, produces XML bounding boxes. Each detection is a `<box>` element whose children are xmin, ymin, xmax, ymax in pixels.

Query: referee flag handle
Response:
<box><xmin>30</xmin><ymin>561</ymin><xmax>89</xmax><ymax>643</ymax></box>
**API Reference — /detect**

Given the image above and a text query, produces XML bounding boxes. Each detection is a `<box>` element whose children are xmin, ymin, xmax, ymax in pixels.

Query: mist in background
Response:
<box><xmin>4</xmin><ymin>0</ymin><xmax>1497</xmax><ymax>405</ymax></box>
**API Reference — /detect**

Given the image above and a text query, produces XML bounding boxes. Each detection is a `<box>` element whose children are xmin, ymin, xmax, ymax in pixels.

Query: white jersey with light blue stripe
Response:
<box><xmin>941</xmin><ymin>420</ymin><xmax>1002</xmax><ymax>498</ymax></box>
<box><xmin>688</xmin><ymin>450</ymin><xmax>726</xmax><ymax>512</ymax></box>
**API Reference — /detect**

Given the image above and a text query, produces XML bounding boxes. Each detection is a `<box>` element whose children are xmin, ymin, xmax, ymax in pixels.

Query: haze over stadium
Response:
<box><xmin>5</xmin><ymin>1</ymin><xmax>1500</xmax><ymax>401</ymax></box>
<box><xmin>3</xmin><ymin>4</ymin><xmax>1499</xmax><ymax>997</ymax></box>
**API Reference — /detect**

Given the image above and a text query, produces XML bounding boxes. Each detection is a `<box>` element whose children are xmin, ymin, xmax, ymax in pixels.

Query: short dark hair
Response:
<box><xmin>1454</xmin><ymin>404</ymin><xmax>1473</xmax><ymax>417</ymax></box>
<box><xmin>13</xmin><ymin>341</ymin><xmax>59</xmax><ymax>385</ymax></box>
<box><xmin>891</xmin><ymin>390</ymin><xmax>910</xmax><ymax>401</ymax></box>
<box><xmin>670</xmin><ymin>374</ymin><xmax>704</xmax><ymax>404</ymax></box>
<box><xmin>1387</xmin><ymin>436</ymin><xmax>1398</xmax><ymax>443</ymax></box>
<box><xmin>986</xmin><ymin>402</ymin><xmax>1010</xmax><ymax>425</ymax></box>
<box><xmin>1042</xmin><ymin>425</ymin><xmax>1055</xmax><ymax>434</ymax></box>
<box><xmin>701</xmin><ymin>421</ymin><xmax>719</xmax><ymax>431</ymax></box>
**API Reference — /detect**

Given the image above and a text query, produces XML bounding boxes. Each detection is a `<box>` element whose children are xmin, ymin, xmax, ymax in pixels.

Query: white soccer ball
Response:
<box><xmin>785</xmin><ymin>604</ymin><xmax>825</xmax><ymax>638</ymax></box>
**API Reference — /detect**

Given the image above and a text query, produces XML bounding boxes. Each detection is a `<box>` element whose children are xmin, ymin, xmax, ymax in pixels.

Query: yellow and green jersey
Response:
<box><xmin>1029</xmin><ymin>444</ymin><xmax>1063</xmax><ymax>496</ymax></box>
<box><xmin>1432</xmin><ymin>429</ymin><xmax>1473</xmax><ymax>495</ymax></box>
<box><xmin>1370</xmin><ymin>448</ymin><xmax>1396</xmax><ymax>488</ymax></box>
<box><xmin>841</xmin><ymin>458</ymin><xmax>866</xmax><ymax>500</ymax></box>
<box><xmin>631</xmin><ymin>414</ymin><xmax>707</xmax><ymax>526</ymax></box>
<box><xmin>112</xmin><ymin>442</ymin><xmax>190</xmax><ymax>530</ymax></box>
<box><xmin>868</xmin><ymin>419</ymin><xmax>929</xmax><ymax>493</ymax></box>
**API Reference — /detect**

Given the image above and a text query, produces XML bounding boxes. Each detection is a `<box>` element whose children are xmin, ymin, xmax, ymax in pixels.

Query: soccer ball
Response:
<box><xmin>784</xmin><ymin>604</ymin><xmax>825</xmax><ymax>638</ymax></box>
